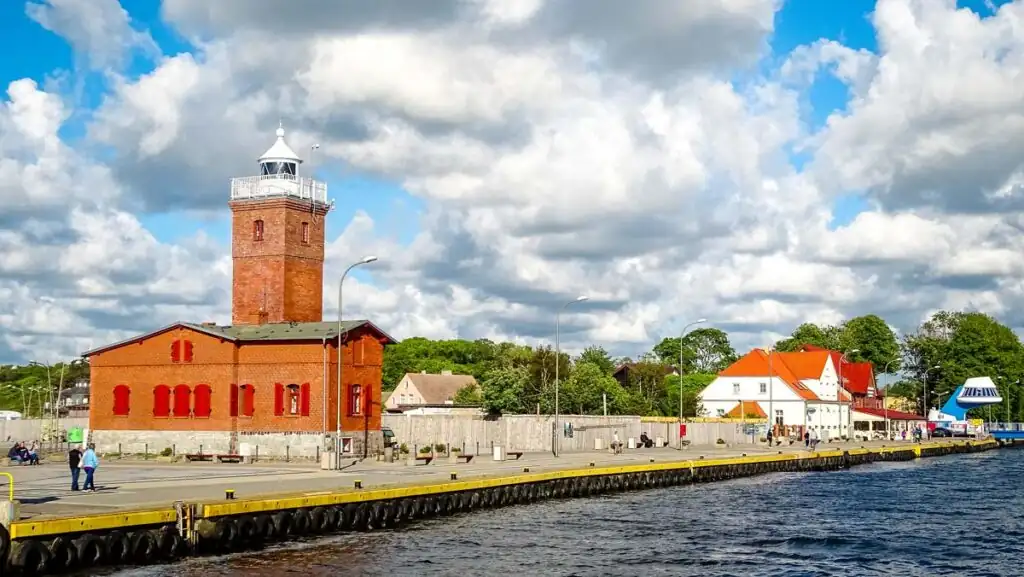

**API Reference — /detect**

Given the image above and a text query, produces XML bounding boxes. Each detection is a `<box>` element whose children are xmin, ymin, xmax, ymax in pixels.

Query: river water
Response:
<box><xmin>114</xmin><ymin>450</ymin><xmax>1024</xmax><ymax>577</ymax></box>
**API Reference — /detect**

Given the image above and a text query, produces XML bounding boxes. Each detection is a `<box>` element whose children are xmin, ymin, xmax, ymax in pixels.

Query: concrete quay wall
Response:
<box><xmin>1</xmin><ymin>439</ymin><xmax>1011</xmax><ymax>575</ymax></box>
<box><xmin>382</xmin><ymin>414</ymin><xmax>758</xmax><ymax>453</ymax></box>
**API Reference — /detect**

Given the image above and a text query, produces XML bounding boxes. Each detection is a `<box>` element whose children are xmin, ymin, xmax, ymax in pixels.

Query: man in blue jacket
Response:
<box><xmin>81</xmin><ymin>444</ymin><xmax>99</xmax><ymax>492</ymax></box>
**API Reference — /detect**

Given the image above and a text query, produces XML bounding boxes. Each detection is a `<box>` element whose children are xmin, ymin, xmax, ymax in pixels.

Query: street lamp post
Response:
<box><xmin>838</xmin><ymin>349</ymin><xmax>859</xmax><ymax>440</ymax></box>
<box><xmin>923</xmin><ymin>364</ymin><xmax>941</xmax><ymax>437</ymax></box>
<box><xmin>766</xmin><ymin>347</ymin><xmax>775</xmax><ymax>442</ymax></box>
<box><xmin>29</xmin><ymin>361</ymin><xmax>51</xmax><ymax>424</ymax></box>
<box><xmin>677</xmin><ymin>319</ymin><xmax>707</xmax><ymax>438</ymax></box>
<box><xmin>554</xmin><ymin>295</ymin><xmax>588</xmax><ymax>457</ymax></box>
<box><xmin>336</xmin><ymin>255</ymin><xmax>378</xmax><ymax>468</ymax></box>
<box><xmin>881</xmin><ymin>358</ymin><xmax>901</xmax><ymax>439</ymax></box>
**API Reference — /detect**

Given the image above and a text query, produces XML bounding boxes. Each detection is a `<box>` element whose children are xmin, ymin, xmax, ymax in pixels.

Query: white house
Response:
<box><xmin>698</xmin><ymin>349</ymin><xmax>854</xmax><ymax>438</ymax></box>
<box><xmin>385</xmin><ymin>371</ymin><xmax>479</xmax><ymax>412</ymax></box>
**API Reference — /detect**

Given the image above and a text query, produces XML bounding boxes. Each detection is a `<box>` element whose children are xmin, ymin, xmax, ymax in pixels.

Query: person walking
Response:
<box><xmin>68</xmin><ymin>445</ymin><xmax>82</xmax><ymax>491</ymax></box>
<box><xmin>81</xmin><ymin>444</ymin><xmax>98</xmax><ymax>492</ymax></box>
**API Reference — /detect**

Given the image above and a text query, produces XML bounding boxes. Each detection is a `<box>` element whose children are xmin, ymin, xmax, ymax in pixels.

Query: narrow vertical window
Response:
<box><xmin>300</xmin><ymin>383</ymin><xmax>311</xmax><ymax>416</ymax></box>
<box><xmin>153</xmin><ymin>385</ymin><xmax>171</xmax><ymax>417</ymax></box>
<box><xmin>241</xmin><ymin>385</ymin><xmax>256</xmax><ymax>417</ymax></box>
<box><xmin>113</xmin><ymin>385</ymin><xmax>131</xmax><ymax>416</ymax></box>
<box><xmin>230</xmin><ymin>384</ymin><xmax>239</xmax><ymax>417</ymax></box>
<box><xmin>253</xmin><ymin>219</ymin><xmax>264</xmax><ymax>241</ymax></box>
<box><xmin>287</xmin><ymin>384</ymin><xmax>301</xmax><ymax>415</ymax></box>
<box><xmin>193</xmin><ymin>384</ymin><xmax>212</xmax><ymax>418</ymax></box>
<box><xmin>301</xmin><ymin>222</ymin><xmax>310</xmax><ymax>244</ymax></box>
<box><xmin>274</xmin><ymin>383</ymin><xmax>284</xmax><ymax>416</ymax></box>
<box><xmin>183</xmin><ymin>340</ymin><xmax>194</xmax><ymax>363</ymax></box>
<box><xmin>170</xmin><ymin>340</ymin><xmax>181</xmax><ymax>363</ymax></box>
<box><xmin>350</xmin><ymin>384</ymin><xmax>362</xmax><ymax>416</ymax></box>
<box><xmin>173</xmin><ymin>385</ymin><xmax>192</xmax><ymax>417</ymax></box>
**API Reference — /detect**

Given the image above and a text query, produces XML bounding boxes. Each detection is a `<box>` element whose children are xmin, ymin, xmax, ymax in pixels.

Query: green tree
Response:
<box><xmin>479</xmin><ymin>367</ymin><xmax>531</xmax><ymax>414</ymax></box>
<box><xmin>663</xmin><ymin>373</ymin><xmax>714</xmax><ymax>417</ymax></box>
<box><xmin>840</xmin><ymin>314</ymin><xmax>900</xmax><ymax>370</ymax></box>
<box><xmin>577</xmin><ymin>346</ymin><xmax>615</xmax><ymax>375</ymax></box>
<box><xmin>775</xmin><ymin>323</ymin><xmax>842</xmax><ymax>352</ymax></box>
<box><xmin>654</xmin><ymin>329</ymin><xmax>737</xmax><ymax>373</ymax></box>
<box><xmin>562</xmin><ymin>362</ymin><xmax>625</xmax><ymax>415</ymax></box>
<box><xmin>453</xmin><ymin>384</ymin><xmax>483</xmax><ymax>405</ymax></box>
<box><xmin>902</xmin><ymin>311</ymin><xmax>1024</xmax><ymax>416</ymax></box>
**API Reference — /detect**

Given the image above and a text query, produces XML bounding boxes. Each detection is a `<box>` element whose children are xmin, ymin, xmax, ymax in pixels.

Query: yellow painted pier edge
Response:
<box><xmin>0</xmin><ymin>439</ymin><xmax>1012</xmax><ymax>574</ymax></box>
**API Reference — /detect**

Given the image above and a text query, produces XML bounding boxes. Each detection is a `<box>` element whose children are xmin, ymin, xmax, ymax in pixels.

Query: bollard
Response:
<box><xmin>589</xmin><ymin>462</ymin><xmax>595</xmax><ymax>467</ymax></box>
<box><xmin>742</xmin><ymin>453</ymin><xmax>746</xmax><ymax>457</ymax></box>
<box><xmin>476</xmin><ymin>442</ymin><xmax>480</xmax><ymax>456</ymax></box>
<box><xmin>225</xmin><ymin>489</ymin><xmax>235</xmax><ymax>500</ymax></box>
<box><xmin>354</xmin><ymin>480</ymin><xmax>362</xmax><ymax>489</ymax></box>
<box><xmin>650</xmin><ymin>458</ymin><xmax>655</xmax><ymax>463</ymax></box>
<box><xmin>199</xmin><ymin>445</ymin><xmax>203</xmax><ymax>457</ymax></box>
<box><xmin>450</xmin><ymin>472</ymin><xmax>457</xmax><ymax>481</ymax></box>
<box><xmin>699</xmin><ymin>455</ymin><xmax>704</xmax><ymax>459</ymax></box>
<box><xmin>523</xmin><ymin>467</ymin><xmax>530</xmax><ymax>473</ymax></box>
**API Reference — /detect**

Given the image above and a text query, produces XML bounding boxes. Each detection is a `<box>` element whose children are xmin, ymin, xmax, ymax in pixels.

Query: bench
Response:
<box><xmin>216</xmin><ymin>454</ymin><xmax>243</xmax><ymax>464</ymax></box>
<box><xmin>184</xmin><ymin>454</ymin><xmax>213</xmax><ymax>462</ymax></box>
<box><xmin>506</xmin><ymin>451</ymin><xmax>523</xmax><ymax>460</ymax></box>
<box><xmin>455</xmin><ymin>454</ymin><xmax>474</xmax><ymax>463</ymax></box>
<box><xmin>415</xmin><ymin>455</ymin><xmax>433</xmax><ymax>465</ymax></box>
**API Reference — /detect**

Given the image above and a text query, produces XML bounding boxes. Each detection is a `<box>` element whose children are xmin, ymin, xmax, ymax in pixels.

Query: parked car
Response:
<box><xmin>382</xmin><ymin>426</ymin><xmax>397</xmax><ymax>449</ymax></box>
<box><xmin>931</xmin><ymin>427</ymin><xmax>953</xmax><ymax>437</ymax></box>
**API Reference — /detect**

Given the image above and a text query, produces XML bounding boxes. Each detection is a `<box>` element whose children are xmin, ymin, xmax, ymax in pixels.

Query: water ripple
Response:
<box><xmin>103</xmin><ymin>450</ymin><xmax>1024</xmax><ymax>577</ymax></box>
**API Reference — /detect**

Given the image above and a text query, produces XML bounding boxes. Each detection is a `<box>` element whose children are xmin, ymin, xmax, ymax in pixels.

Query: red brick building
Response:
<box><xmin>84</xmin><ymin>126</ymin><xmax>395</xmax><ymax>458</ymax></box>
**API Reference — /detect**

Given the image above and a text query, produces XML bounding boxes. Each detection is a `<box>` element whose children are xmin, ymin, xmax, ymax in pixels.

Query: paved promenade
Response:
<box><xmin>2</xmin><ymin>440</ymin><xmax>926</xmax><ymax>519</ymax></box>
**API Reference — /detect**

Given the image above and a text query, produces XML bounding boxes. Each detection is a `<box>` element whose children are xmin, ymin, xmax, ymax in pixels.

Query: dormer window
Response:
<box><xmin>253</xmin><ymin>219</ymin><xmax>264</xmax><ymax>241</ymax></box>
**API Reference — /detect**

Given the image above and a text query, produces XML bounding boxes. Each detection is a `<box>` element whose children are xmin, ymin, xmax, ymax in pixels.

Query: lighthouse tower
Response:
<box><xmin>229</xmin><ymin>124</ymin><xmax>331</xmax><ymax>325</ymax></box>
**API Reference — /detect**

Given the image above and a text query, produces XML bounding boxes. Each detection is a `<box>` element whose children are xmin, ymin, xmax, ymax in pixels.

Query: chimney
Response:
<box><xmin>201</xmin><ymin>321</ymin><xmax>217</xmax><ymax>327</ymax></box>
<box><xmin>441</xmin><ymin>370</ymin><xmax>453</xmax><ymax>376</ymax></box>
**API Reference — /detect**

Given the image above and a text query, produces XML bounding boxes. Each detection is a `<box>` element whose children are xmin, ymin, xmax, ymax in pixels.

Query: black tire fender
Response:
<box><xmin>72</xmin><ymin>533</ymin><xmax>105</xmax><ymax>567</ymax></box>
<box><xmin>10</xmin><ymin>539</ymin><xmax>50</xmax><ymax>574</ymax></box>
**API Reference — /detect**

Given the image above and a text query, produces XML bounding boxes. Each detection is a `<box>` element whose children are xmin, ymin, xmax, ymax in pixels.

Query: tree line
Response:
<box><xmin>2</xmin><ymin>310</ymin><xmax>1021</xmax><ymax>421</ymax></box>
<box><xmin>382</xmin><ymin>311</ymin><xmax>1024</xmax><ymax>420</ymax></box>
<box><xmin>0</xmin><ymin>360</ymin><xmax>89</xmax><ymax>417</ymax></box>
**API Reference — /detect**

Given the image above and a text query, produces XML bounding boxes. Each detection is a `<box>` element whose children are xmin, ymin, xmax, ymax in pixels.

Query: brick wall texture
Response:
<box><xmin>230</xmin><ymin>198</ymin><xmax>329</xmax><ymax>325</ymax></box>
<box><xmin>89</xmin><ymin>325</ymin><xmax>384</xmax><ymax>441</ymax></box>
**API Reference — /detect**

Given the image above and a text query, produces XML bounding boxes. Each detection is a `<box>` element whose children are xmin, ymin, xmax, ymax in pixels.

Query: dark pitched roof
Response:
<box><xmin>82</xmin><ymin>320</ymin><xmax>398</xmax><ymax>357</ymax></box>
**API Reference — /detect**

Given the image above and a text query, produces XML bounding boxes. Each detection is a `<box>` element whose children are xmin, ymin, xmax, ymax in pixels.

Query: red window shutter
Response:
<box><xmin>113</xmin><ymin>385</ymin><xmax>131</xmax><ymax>416</ymax></box>
<box><xmin>300</xmin><ymin>383</ymin><xmax>311</xmax><ymax>416</ymax></box>
<box><xmin>274</xmin><ymin>383</ymin><xmax>284</xmax><ymax>416</ymax></box>
<box><xmin>229</xmin><ymin>384</ymin><xmax>239</xmax><ymax>417</ymax></box>
<box><xmin>242</xmin><ymin>385</ymin><xmax>256</xmax><ymax>417</ymax></box>
<box><xmin>170</xmin><ymin>340</ymin><xmax>181</xmax><ymax>363</ymax></box>
<box><xmin>183</xmin><ymin>340</ymin><xmax>194</xmax><ymax>363</ymax></box>
<box><xmin>194</xmin><ymin>385</ymin><xmax>212</xmax><ymax>418</ymax></box>
<box><xmin>153</xmin><ymin>385</ymin><xmax>171</xmax><ymax>417</ymax></box>
<box><xmin>173</xmin><ymin>385</ymin><xmax>192</xmax><ymax>417</ymax></box>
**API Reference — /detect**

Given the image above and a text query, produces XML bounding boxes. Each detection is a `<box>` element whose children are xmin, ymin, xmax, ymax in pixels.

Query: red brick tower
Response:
<box><xmin>229</xmin><ymin>124</ymin><xmax>331</xmax><ymax>325</ymax></box>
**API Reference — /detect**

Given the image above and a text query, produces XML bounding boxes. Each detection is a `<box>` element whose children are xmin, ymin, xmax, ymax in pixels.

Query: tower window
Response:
<box><xmin>302</xmin><ymin>222</ymin><xmax>310</xmax><ymax>244</ymax></box>
<box><xmin>253</xmin><ymin>219</ymin><xmax>264</xmax><ymax>241</ymax></box>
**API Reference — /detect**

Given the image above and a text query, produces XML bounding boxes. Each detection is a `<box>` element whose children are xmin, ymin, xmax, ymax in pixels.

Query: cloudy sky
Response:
<box><xmin>2</xmin><ymin>0</ymin><xmax>1023</xmax><ymax>364</ymax></box>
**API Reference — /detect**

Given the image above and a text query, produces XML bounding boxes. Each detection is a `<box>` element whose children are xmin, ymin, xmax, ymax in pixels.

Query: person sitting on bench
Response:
<box><xmin>639</xmin><ymin>432</ymin><xmax>654</xmax><ymax>448</ymax></box>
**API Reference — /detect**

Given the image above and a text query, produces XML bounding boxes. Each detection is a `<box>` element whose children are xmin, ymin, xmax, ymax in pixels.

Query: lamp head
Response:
<box><xmin>575</xmin><ymin>295</ymin><xmax>589</xmax><ymax>302</ymax></box>
<box><xmin>360</xmin><ymin>256</ymin><xmax>379</xmax><ymax>265</ymax></box>
<box><xmin>695</xmin><ymin>318</ymin><xmax>708</xmax><ymax>324</ymax></box>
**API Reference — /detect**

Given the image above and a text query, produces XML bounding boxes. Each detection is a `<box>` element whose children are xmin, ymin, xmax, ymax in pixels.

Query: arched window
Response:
<box><xmin>173</xmin><ymin>385</ymin><xmax>192</xmax><ymax>418</ymax></box>
<box><xmin>193</xmin><ymin>384</ymin><xmax>212</xmax><ymax>418</ymax></box>
<box><xmin>153</xmin><ymin>385</ymin><xmax>171</xmax><ymax>417</ymax></box>
<box><xmin>253</xmin><ymin>219</ymin><xmax>264</xmax><ymax>241</ymax></box>
<box><xmin>113</xmin><ymin>385</ymin><xmax>131</xmax><ymax>416</ymax></box>
<box><xmin>241</xmin><ymin>384</ymin><xmax>255</xmax><ymax>417</ymax></box>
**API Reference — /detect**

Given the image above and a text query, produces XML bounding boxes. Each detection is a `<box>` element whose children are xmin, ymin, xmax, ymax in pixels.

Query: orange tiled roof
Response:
<box><xmin>725</xmin><ymin>401</ymin><xmax>767</xmax><ymax>418</ymax></box>
<box><xmin>799</xmin><ymin>344</ymin><xmax>876</xmax><ymax>396</ymax></box>
<box><xmin>718</xmin><ymin>349</ymin><xmax>820</xmax><ymax>400</ymax></box>
<box><xmin>777</xmin><ymin>351</ymin><xmax>830</xmax><ymax>380</ymax></box>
